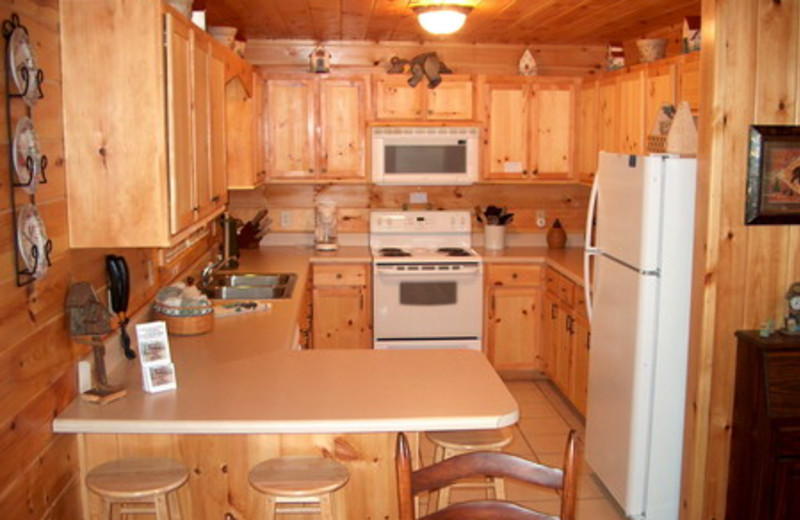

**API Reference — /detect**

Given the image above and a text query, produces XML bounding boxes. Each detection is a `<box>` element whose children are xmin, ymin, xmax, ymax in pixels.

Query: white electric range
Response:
<box><xmin>370</xmin><ymin>210</ymin><xmax>483</xmax><ymax>351</ymax></box>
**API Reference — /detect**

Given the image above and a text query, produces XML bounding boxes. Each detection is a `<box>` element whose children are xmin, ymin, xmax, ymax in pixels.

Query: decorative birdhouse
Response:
<box><xmin>683</xmin><ymin>16</ymin><xmax>701</xmax><ymax>53</ymax></box>
<box><xmin>518</xmin><ymin>48</ymin><xmax>538</xmax><ymax>76</ymax></box>
<box><xmin>606</xmin><ymin>41</ymin><xmax>625</xmax><ymax>71</ymax></box>
<box><xmin>309</xmin><ymin>45</ymin><xmax>331</xmax><ymax>73</ymax></box>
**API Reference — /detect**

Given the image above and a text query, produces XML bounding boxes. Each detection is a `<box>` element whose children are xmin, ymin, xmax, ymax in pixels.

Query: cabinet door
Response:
<box><xmin>487</xmin><ymin>286</ymin><xmax>542</xmax><ymax>370</ymax></box>
<box><xmin>193</xmin><ymin>35</ymin><xmax>213</xmax><ymax>219</ymax></box>
<box><xmin>373</xmin><ymin>75</ymin><xmax>424</xmax><ymax>120</ymax></box>
<box><xmin>645</xmin><ymin>61</ymin><xmax>677</xmax><ymax>141</ymax></box>
<box><xmin>427</xmin><ymin>78</ymin><xmax>474</xmax><ymax>120</ymax></box>
<box><xmin>165</xmin><ymin>14</ymin><xmax>194</xmax><ymax>235</ymax></box>
<box><xmin>312</xmin><ymin>286</ymin><xmax>371</xmax><ymax>349</ymax></box>
<box><xmin>597</xmin><ymin>75</ymin><xmax>619</xmax><ymax>155</ymax></box>
<box><xmin>484</xmin><ymin>83</ymin><xmax>530</xmax><ymax>180</ymax></box>
<box><xmin>318</xmin><ymin>78</ymin><xmax>366</xmax><ymax>180</ymax></box>
<box><xmin>225</xmin><ymin>76</ymin><xmax>255</xmax><ymax>188</ymax></box>
<box><xmin>569</xmin><ymin>312</ymin><xmax>591</xmax><ymax>416</ymax></box>
<box><xmin>618</xmin><ymin>69</ymin><xmax>645</xmax><ymax>154</ymax></box>
<box><xmin>531</xmin><ymin>82</ymin><xmax>575</xmax><ymax>180</ymax></box>
<box><xmin>252</xmin><ymin>74</ymin><xmax>266</xmax><ymax>185</ymax></box>
<box><xmin>266</xmin><ymin>78</ymin><xmax>316</xmax><ymax>179</ymax></box>
<box><xmin>208</xmin><ymin>44</ymin><xmax>227</xmax><ymax>208</ymax></box>
<box><xmin>678</xmin><ymin>52</ymin><xmax>700</xmax><ymax>113</ymax></box>
<box><xmin>577</xmin><ymin>79</ymin><xmax>598</xmax><ymax>184</ymax></box>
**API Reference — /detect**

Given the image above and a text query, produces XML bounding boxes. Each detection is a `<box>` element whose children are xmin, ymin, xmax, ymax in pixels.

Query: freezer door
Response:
<box><xmin>585</xmin><ymin>254</ymin><xmax>659</xmax><ymax>517</ymax></box>
<box><xmin>594</xmin><ymin>152</ymin><xmax>664</xmax><ymax>271</ymax></box>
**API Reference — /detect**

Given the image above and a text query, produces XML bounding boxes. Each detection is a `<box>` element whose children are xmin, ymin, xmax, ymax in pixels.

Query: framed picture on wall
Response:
<box><xmin>746</xmin><ymin>125</ymin><xmax>800</xmax><ymax>224</ymax></box>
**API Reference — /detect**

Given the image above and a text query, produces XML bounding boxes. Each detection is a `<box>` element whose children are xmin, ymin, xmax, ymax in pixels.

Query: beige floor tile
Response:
<box><xmin>524</xmin><ymin>431</ymin><xmax>570</xmax><ymax>455</ymax></box>
<box><xmin>577</xmin><ymin>497</ymin><xmax>626</xmax><ymax>520</ymax></box>
<box><xmin>517</xmin><ymin>414</ymin><xmax>571</xmax><ymax>437</ymax></box>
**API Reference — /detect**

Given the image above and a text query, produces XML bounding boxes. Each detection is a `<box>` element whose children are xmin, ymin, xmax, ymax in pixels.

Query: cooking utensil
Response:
<box><xmin>106</xmin><ymin>255</ymin><xmax>135</xmax><ymax>359</ymax></box>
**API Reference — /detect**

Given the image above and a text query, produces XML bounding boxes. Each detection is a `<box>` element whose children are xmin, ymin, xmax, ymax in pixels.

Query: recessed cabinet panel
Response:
<box><xmin>267</xmin><ymin>79</ymin><xmax>316</xmax><ymax>179</ymax></box>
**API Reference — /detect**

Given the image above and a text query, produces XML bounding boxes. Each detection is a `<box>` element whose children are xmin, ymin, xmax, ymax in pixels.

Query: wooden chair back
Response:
<box><xmin>396</xmin><ymin>430</ymin><xmax>580</xmax><ymax>520</ymax></box>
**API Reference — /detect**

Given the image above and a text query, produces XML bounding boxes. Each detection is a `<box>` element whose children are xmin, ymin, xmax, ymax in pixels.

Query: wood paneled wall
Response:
<box><xmin>0</xmin><ymin>2</ymin><xmax>216</xmax><ymax>518</ymax></box>
<box><xmin>228</xmin><ymin>183</ymin><xmax>591</xmax><ymax>237</ymax></box>
<box><xmin>245</xmin><ymin>39</ymin><xmax>606</xmax><ymax>77</ymax></box>
<box><xmin>681</xmin><ymin>1</ymin><xmax>800</xmax><ymax>520</ymax></box>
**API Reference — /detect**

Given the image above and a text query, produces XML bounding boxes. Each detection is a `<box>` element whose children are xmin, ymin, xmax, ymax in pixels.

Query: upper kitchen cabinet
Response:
<box><xmin>373</xmin><ymin>74</ymin><xmax>475</xmax><ymax>121</ymax></box>
<box><xmin>578</xmin><ymin>52</ymin><xmax>700</xmax><ymax>165</ymax></box>
<box><xmin>226</xmin><ymin>69</ymin><xmax>266</xmax><ymax>189</ymax></box>
<box><xmin>265</xmin><ymin>74</ymin><xmax>367</xmax><ymax>182</ymax></box>
<box><xmin>482</xmin><ymin>77</ymin><xmax>578</xmax><ymax>182</ymax></box>
<box><xmin>61</xmin><ymin>0</ymin><xmax>227</xmax><ymax>247</ymax></box>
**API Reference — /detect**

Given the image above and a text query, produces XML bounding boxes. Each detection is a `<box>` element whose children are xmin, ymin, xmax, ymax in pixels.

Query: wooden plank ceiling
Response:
<box><xmin>199</xmin><ymin>0</ymin><xmax>701</xmax><ymax>45</ymax></box>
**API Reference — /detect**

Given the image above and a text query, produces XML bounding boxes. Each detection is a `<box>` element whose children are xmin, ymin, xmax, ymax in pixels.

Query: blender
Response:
<box><xmin>315</xmin><ymin>201</ymin><xmax>338</xmax><ymax>251</ymax></box>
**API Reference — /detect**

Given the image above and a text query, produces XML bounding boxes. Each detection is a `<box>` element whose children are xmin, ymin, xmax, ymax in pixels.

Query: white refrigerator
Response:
<box><xmin>583</xmin><ymin>152</ymin><xmax>697</xmax><ymax>520</ymax></box>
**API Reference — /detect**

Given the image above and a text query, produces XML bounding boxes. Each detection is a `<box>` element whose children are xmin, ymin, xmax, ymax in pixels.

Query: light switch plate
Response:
<box><xmin>410</xmin><ymin>192</ymin><xmax>428</xmax><ymax>204</ymax></box>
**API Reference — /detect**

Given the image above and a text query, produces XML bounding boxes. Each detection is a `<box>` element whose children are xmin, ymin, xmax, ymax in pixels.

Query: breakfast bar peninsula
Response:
<box><xmin>53</xmin><ymin>250</ymin><xmax>518</xmax><ymax>520</ymax></box>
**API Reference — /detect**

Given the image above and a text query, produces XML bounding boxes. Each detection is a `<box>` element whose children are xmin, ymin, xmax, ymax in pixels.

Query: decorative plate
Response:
<box><xmin>8</xmin><ymin>25</ymin><xmax>40</xmax><ymax>106</ymax></box>
<box><xmin>11</xmin><ymin>117</ymin><xmax>40</xmax><ymax>193</ymax></box>
<box><xmin>16</xmin><ymin>204</ymin><xmax>49</xmax><ymax>279</ymax></box>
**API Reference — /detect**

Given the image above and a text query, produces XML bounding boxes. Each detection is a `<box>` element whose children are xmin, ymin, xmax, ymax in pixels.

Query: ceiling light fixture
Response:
<box><xmin>412</xmin><ymin>3</ymin><xmax>473</xmax><ymax>35</ymax></box>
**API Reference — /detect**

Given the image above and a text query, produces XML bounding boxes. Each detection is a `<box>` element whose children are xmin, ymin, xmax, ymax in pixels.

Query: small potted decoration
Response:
<box><xmin>476</xmin><ymin>205</ymin><xmax>514</xmax><ymax>250</ymax></box>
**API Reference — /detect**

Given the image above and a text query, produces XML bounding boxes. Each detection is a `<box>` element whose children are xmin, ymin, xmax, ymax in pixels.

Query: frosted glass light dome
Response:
<box><xmin>416</xmin><ymin>6</ymin><xmax>470</xmax><ymax>35</ymax></box>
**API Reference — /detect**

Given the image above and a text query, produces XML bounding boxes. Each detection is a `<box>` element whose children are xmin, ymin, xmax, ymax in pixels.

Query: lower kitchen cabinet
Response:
<box><xmin>542</xmin><ymin>266</ymin><xmax>590</xmax><ymax>415</ymax></box>
<box><xmin>484</xmin><ymin>264</ymin><xmax>543</xmax><ymax>371</ymax></box>
<box><xmin>312</xmin><ymin>263</ymin><xmax>372</xmax><ymax>349</ymax></box>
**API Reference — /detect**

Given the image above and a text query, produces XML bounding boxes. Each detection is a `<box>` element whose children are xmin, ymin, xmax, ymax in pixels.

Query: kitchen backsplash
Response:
<box><xmin>228</xmin><ymin>183</ymin><xmax>590</xmax><ymax>238</ymax></box>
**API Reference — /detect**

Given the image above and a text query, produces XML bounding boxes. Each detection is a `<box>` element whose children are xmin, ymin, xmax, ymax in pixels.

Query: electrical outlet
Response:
<box><xmin>77</xmin><ymin>361</ymin><xmax>92</xmax><ymax>393</ymax></box>
<box><xmin>280</xmin><ymin>211</ymin><xmax>292</xmax><ymax>229</ymax></box>
<box><xmin>536</xmin><ymin>210</ymin><xmax>547</xmax><ymax>228</ymax></box>
<box><xmin>410</xmin><ymin>192</ymin><xmax>428</xmax><ymax>204</ymax></box>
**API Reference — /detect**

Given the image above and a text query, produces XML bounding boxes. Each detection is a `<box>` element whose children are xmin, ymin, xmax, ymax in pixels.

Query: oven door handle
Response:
<box><xmin>374</xmin><ymin>266</ymin><xmax>482</xmax><ymax>276</ymax></box>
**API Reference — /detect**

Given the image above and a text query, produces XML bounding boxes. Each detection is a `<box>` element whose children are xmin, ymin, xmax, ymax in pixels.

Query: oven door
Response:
<box><xmin>373</xmin><ymin>263</ymin><xmax>483</xmax><ymax>349</ymax></box>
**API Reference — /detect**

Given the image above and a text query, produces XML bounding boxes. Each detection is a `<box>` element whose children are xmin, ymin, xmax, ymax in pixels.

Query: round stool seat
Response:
<box><xmin>426</xmin><ymin>427</ymin><xmax>514</xmax><ymax>451</ymax></box>
<box><xmin>86</xmin><ymin>457</ymin><xmax>189</xmax><ymax>499</ymax></box>
<box><xmin>249</xmin><ymin>456</ymin><xmax>350</xmax><ymax>497</ymax></box>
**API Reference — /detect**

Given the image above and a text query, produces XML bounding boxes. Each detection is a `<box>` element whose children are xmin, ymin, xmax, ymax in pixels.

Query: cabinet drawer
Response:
<box><xmin>487</xmin><ymin>264</ymin><xmax>542</xmax><ymax>286</ymax></box>
<box><xmin>313</xmin><ymin>264</ymin><xmax>369</xmax><ymax>287</ymax></box>
<box><xmin>546</xmin><ymin>268</ymin><xmax>575</xmax><ymax>306</ymax></box>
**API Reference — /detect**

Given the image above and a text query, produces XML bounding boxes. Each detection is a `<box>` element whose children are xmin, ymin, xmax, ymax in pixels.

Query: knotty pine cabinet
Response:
<box><xmin>542</xmin><ymin>267</ymin><xmax>590</xmax><ymax>415</ymax></box>
<box><xmin>312</xmin><ymin>264</ymin><xmax>372</xmax><ymax>349</ymax></box>
<box><xmin>372</xmin><ymin>74</ymin><xmax>475</xmax><ymax>121</ymax></box>
<box><xmin>62</xmin><ymin>0</ymin><xmax>228</xmax><ymax>247</ymax></box>
<box><xmin>265</xmin><ymin>75</ymin><xmax>368</xmax><ymax>182</ymax></box>
<box><xmin>577</xmin><ymin>52</ymin><xmax>701</xmax><ymax>180</ymax></box>
<box><xmin>726</xmin><ymin>331</ymin><xmax>800</xmax><ymax>520</ymax></box>
<box><xmin>484</xmin><ymin>264</ymin><xmax>544</xmax><ymax>371</ymax></box>
<box><xmin>482</xmin><ymin>77</ymin><xmax>579</xmax><ymax>182</ymax></box>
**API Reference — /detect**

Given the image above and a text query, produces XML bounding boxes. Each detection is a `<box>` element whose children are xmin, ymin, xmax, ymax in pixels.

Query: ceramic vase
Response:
<box><xmin>547</xmin><ymin>219</ymin><xmax>567</xmax><ymax>249</ymax></box>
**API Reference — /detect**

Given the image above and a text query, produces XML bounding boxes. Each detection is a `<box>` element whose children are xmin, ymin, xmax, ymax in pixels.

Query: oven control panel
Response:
<box><xmin>370</xmin><ymin>210</ymin><xmax>471</xmax><ymax>233</ymax></box>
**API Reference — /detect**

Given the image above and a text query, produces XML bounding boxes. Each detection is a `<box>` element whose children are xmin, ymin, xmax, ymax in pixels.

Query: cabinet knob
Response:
<box><xmin>336</xmin><ymin>273</ymin><xmax>343</xmax><ymax>279</ymax></box>
<box><xmin>512</xmin><ymin>272</ymin><xmax>519</xmax><ymax>279</ymax></box>
<box><xmin>212</xmin><ymin>195</ymin><xmax>220</xmax><ymax>203</ymax></box>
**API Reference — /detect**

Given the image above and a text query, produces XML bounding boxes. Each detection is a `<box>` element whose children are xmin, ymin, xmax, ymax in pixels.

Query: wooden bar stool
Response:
<box><xmin>425</xmin><ymin>428</ymin><xmax>514</xmax><ymax>512</ymax></box>
<box><xmin>248</xmin><ymin>456</ymin><xmax>350</xmax><ymax>520</ymax></box>
<box><xmin>85</xmin><ymin>457</ymin><xmax>188</xmax><ymax>520</ymax></box>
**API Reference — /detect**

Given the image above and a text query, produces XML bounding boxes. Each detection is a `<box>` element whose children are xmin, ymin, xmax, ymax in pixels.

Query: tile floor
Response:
<box><xmin>417</xmin><ymin>379</ymin><xmax>626</xmax><ymax>520</ymax></box>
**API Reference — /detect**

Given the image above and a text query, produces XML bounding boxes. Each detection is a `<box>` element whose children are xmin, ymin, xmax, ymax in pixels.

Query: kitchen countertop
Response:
<box><xmin>54</xmin><ymin>245</ymin><xmax>582</xmax><ymax>436</ymax></box>
<box><xmin>478</xmin><ymin>246</ymin><xmax>585</xmax><ymax>285</ymax></box>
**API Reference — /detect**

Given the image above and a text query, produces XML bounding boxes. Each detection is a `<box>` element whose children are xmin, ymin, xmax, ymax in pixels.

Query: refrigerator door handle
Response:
<box><xmin>583</xmin><ymin>172</ymin><xmax>600</xmax><ymax>323</ymax></box>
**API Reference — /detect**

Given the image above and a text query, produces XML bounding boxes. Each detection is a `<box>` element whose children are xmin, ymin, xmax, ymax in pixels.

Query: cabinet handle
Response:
<box><xmin>359</xmin><ymin>292</ymin><xmax>364</xmax><ymax>310</ymax></box>
<box><xmin>551</xmin><ymin>303</ymin><xmax>557</xmax><ymax>319</ymax></box>
<box><xmin>212</xmin><ymin>195</ymin><xmax>220</xmax><ymax>203</ymax></box>
<box><xmin>512</xmin><ymin>272</ymin><xmax>519</xmax><ymax>280</ymax></box>
<box><xmin>336</xmin><ymin>273</ymin><xmax>343</xmax><ymax>279</ymax></box>
<box><xmin>193</xmin><ymin>206</ymin><xmax>199</xmax><ymax>212</ymax></box>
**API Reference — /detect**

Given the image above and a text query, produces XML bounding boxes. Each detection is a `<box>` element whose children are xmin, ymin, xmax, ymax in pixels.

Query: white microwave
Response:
<box><xmin>370</xmin><ymin>126</ymin><xmax>480</xmax><ymax>185</ymax></box>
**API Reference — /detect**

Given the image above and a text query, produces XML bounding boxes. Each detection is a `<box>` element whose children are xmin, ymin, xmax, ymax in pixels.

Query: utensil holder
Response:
<box><xmin>485</xmin><ymin>225</ymin><xmax>506</xmax><ymax>251</ymax></box>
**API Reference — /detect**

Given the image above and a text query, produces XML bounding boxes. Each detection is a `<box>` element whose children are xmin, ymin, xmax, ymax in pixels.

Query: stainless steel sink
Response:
<box><xmin>202</xmin><ymin>272</ymin><xmax>297</xmax><ymax>300</ymax></box>
<box><xmin>209</xmin><ymin>273</ymin><xmax>295</xmax><ymax>287</ymax></box>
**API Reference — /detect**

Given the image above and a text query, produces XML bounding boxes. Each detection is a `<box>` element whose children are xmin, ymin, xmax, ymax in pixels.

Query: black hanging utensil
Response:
<box><xmin>106</xmin><ymin>255</ymin><xmax>135</xmax><ymax>359</ymax></box>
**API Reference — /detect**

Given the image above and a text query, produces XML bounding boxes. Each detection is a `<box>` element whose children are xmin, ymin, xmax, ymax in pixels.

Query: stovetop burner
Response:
<box><xmin>437</xmin><ymin>247</ymin><xmax>473</xmax><ymax>257</ymax></box>
<box><xmin>378</xmin><ymin>247</ymin><xmax>412</xmax><ymax>257</ymax></box>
